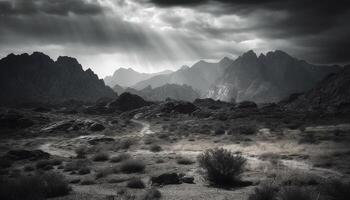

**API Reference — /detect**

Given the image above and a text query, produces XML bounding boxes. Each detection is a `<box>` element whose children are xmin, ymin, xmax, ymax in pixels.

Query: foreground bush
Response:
<box><xmin>248</xmin><ymin>183</ymin><xmax>277</xmax><ymax>200</ymax></box>
<box><xmin>141</xmin><ymin>188</ymin><xmax>162</xmax><ymax>200</ymax></box>
<box><xmin>120</xmin><ymin>159</ymin><xmax>145</xmax><ymax>173</ymax></box>
<box><xmin>92</xmin><ymin>152</ymin><xmax>110</xmax><ymax>162</ymax></box>
<box><xmin>198</xmin><ymin>148</ymin><xmax>246</xmax><ymax>187</ymax></box>
<box><xmin>176</xmin><ymin>157</ymin><xmax>195</xmax><ymax>165</ymax></box>
<box><xmin>0</xmin><ymin>172</ymin><xmax>70</xmax><ymax>200</ymax></box>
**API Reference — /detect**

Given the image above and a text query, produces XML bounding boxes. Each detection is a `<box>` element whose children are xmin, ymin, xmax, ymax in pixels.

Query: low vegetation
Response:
<box><xmin>120</xmin><ymin>159</ymin><xmax>146</xmax><ymax>173</ymax></box>
<box><xmin>0</xmin><ymin>172</ymin><xmax>70</xmax><ymax>200</ymax></box>
<box><xmin>110</xmin><ymin>153</ymin><xmax>131</xmax><ymax>163</ymax></box>
<box><xmin>176</xmin><ymin>157</ymin><xmax>195</xmax><ymax>165</ymax></box>
<box><xmin>198</xmin><ymin>148</ymin><xmax>246</xmax><ymax>187</ymax></box>
<box><xmin>92</xmin><ymin>152</ymin><xmax>110</xmax><ymax>162</ymax></box>
<box><xmin>149</xmin><ymin>144</ymin><xmax>162</xmax><ymax>152</ymax></box>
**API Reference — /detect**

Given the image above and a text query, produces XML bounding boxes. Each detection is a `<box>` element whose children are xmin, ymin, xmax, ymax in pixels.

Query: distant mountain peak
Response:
<box><xmin>241</xmin><ymin>50</ymin><xmax>258</xmax><ymax>59</ymax></box>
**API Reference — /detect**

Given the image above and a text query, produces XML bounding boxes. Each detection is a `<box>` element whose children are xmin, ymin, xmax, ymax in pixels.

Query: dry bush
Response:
<box><xmin>248</xmin><ymin>183</ymin><xmax>278</xmax><ymax>200</ymax></box>
<box><xmin>92</xmin><ymin>152</ymin><xmax>110</xmax><ymax>162</ymax></box>
<box><xmin>0</xmin><ymin>172</ymin><xmax>70</xmax><ymax>200</ymax></box>
<box><xmin>149</xmin><ymin>144</ymin><xmax>162</xmax><ymax>152</ymax></box>
<box><xmin>119</xmin><ymin>138</ymin><xmax>134</xmax><ymax>150</ymax></box>
<box><xmin>80</xmin><ymin>177</ymin><xmax>96</xmax><ymax>185</ymax></box>
<box><xmin>176</xmin><ymin>157</ymin><xmax>195</xmax><ymax>165</ymax></box>
<box><xmin>120</xmin><ymin>159</ymin><xmax>146</xmax><ymax>174</ymax></box>
<box><xmin>278</xmin><ymin>186</ymin><xmax>317</xmax><ymax>200</ymax></box>
<box><xmin>126</xmin><ymin>178</ymin><xmax>145</xmax><ymax>189</ymax></box>
<box><xmin>198</xmin><ymin>148</ymin><xmax>246</xmax><ymax>187</ymax></box>
<box><xmin>75</xmin><ymin>145</ymin><xmax>88</xmax><ymax>158</ymax></box>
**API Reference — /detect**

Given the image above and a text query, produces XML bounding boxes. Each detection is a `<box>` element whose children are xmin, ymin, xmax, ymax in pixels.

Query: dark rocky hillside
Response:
<box><xmin>208</xmin><ymin>50</ymin><xmax>340</xmax><ymax>103</ymax></box>
<box><xmin>285</xmin><ymin>65</ymin><xmax>350</xmax><ymax>112</ymax></box>
<box><xmin>0</xmin><ymin>52</ymin><xmax>115</xmax><ymax>105</ymax></box>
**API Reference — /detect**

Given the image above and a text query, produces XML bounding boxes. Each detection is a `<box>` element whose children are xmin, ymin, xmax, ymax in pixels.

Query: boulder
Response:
<box><xmin>89</xmin><ymin>123</ymin><xmax>105</xmax><ymax>132</ymax></box>
<box><xmin>180</xmin><ymin>175</ymin><xmax>195</xmax><ymax>184</ymax></box>
<box><xmin>161</xmin><ymin>101</ymin><xmax>198</xmax><ymax>114</ymax></box>
<box><xmin>151</xmin><ymin>173</ymin><xmax>181</xmax><ymax>185</ymax></box>
<box><xmin>110</xmin><ymin>93</ymin><xmax>151</xmax><ymax>112</ymax></box>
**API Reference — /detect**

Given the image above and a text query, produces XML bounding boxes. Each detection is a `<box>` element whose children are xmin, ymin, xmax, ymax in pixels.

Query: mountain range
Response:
<box><xmin>112</xmin><ymin>50</ymin><xmax>340</xmax><ymax>103</ymax></box>
<box><xmin>104</xmin><ymin>67</ymin><xmax>172</xmax><ymax>88</ymax></box>
<box><xmin>0</xmin><ymin>52</ymin><xmax>115</xmax><ymax>105</ymax></box>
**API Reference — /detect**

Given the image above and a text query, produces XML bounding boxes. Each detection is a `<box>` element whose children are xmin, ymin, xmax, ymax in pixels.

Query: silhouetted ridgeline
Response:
<box><xmin>0</xmin><ymin>52</ymin><xmax>115</xmax><ymax>105</ymax></box>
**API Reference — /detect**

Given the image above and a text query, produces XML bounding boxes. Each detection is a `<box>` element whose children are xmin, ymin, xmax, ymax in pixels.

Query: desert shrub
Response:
<box><xmin>144</xmin><ymin>137</ymin><xmax>155</xmax><ymax>144</ymax></box>
<box><xmin>108</xmin><ymin>177</ymin><xmax>127</xmax><ymax>183</ymax></box>
<box><xmin>75</xmin><ymin>146</ymin><xmax>87</xmax><ymax>158</ymax></box>
<box><xmin>40</xmin><ymin>173</ymin><xmax>71</xmax><ymax>198</ymax></box>
<box><xmin>92</xmin><ymin>152</ymin><xmax>110</xmax><ymax>162</ymax></box>
<box><xmin>149</xmin><ymin>144</ymin><xmax>162</xmax><ymax>152</ymax></box>
<box><xmin>78</xmin><ymin>167</ymin><xmax>90</xmax><ymax>175</ymax></box>
<box><xmin>119</xmin><ymin>138</ymin><xmax>134</xmax><ymax>149</ymax></box>
<box><xmin>214</xmin><ymin>127</ymin><xmax>226</xmax><ymax>135</ymax></box>
<box><xmin>64</xmin><ymin>159</ymin><xmax>90</xmax><ymax>172</ymax></box>
<box><xmin>110</xmin><ymin>153</ymin><xmax>131</xmax><ymax>163</ymax></box>
<box><xmin>278</xmin><ymin>170</ymin><xmax>319</xmax><ymax>186</ymax></box>
<box><xmin>248</xmin><ymin>184</ymin><xmax>278</xmax><ymax>200</ymax></box>
<box><xmin>0</xmin><ymin>172</ymin><xmax>70</xmax><ymax>200</ymax></box>
<box><xmin>95</xmin><ymin>166</ymin><xmax>119</xmax><ymax>179</ymax></box>
<box><xmin>36</xmin><ymin>159</ymin><xmax>62</xmax><ymax>169</ymax></box>
<box><xmin>320</xmin><ymin>180</ymin><xmax>350</xmax><ymax>200</ymax></box>
<box><xmin>141</xmin><ymin>188</ymin><xmax>162</xmax><ymax>200</ymax></box>
<box><xmin>198</xmin><ymin>148</ymin><xmax>246</xmax><ymax>187</ymax></box>
<box><xmin>80</xmin><ymin>177</ymin><xmax>96</xmax><ymax>185</ymax></box>
<box><xmin>126</xmin><ymin>178</ymin><xmax>145</xmax><ymax>189</ymax></box>
<box><xmin>176</xmin><ymin>157</ymin><xmax>195</xmax><ymax>165</ymax></box>
<box><xmin>278</xmin><ymin>186</ymin><xmax>317</xmax><ymax>200</ymax></box>
<box><xmin>120</xmin><ymin>159</ymin><xmax>145</xmax><ymax>173</ymax></box>
<box><xmin>238</xmin><ymin>125</ymin><xmax>256</xmax><ymax>135</ymax></box>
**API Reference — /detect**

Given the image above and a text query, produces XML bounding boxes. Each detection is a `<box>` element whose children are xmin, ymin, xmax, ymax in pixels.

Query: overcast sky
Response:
<box><xmin>0</xmin><ymin>0</ymin><xmax>349</xmax><ymax>78</ymax></box>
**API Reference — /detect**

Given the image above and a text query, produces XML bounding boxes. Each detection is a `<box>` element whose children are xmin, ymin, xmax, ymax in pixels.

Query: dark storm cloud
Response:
<box><xmin>0</xmin><ymin>0</ymin><xmax>104</xmax><ymax>16</ymax></box>
<box><xmin>150</xmin><ymin>0</ymin><xmax>350</xmax><ymax>64</ymax></box>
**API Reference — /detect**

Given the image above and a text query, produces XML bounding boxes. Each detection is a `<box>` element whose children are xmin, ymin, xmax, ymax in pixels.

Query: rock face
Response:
<box><xmin>104</xmin><ymin>67</ymin><xmax>172</xmax><ymax>88</ymax></box>
<box><xmin>122</xmin><ymin>84</ymin><xmax>200</xmax><ymax>102</ymax></box>
<box><xmin>132</xmin><ymin>58</ymin><xmax>232</xmax><ymax>93</ymax></box>
<box><xmin>285</xmin><ymin>65</ymin><xmax>350</xmax><ymax>112</ymax></box>
<box><xmin>207</xmin><ymin>50</ymin><xmax>340</xmax><ymax>103</ymax></box>
<box><xmin>0</xmin><ymin>52</ymin><xmax>115</xmax><ymax>105</ymax></box>
<box><xmin>109</xmin><ymin>92</ymin><xmax>151</xmax><ymax>112</ymax></box>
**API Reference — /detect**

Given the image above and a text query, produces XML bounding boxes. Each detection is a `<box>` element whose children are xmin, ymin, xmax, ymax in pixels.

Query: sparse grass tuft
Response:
<box><xmin>278</xmin><ymin>186</ymin><xmax>317</xmax><ymax>200</ymax></box>
<box><xmin>198</xmin><ymin>148</ymin><xmax>246</xmax><ymax>187</ymax></box>
<box><xmin>248</xmin><ymin>183</ymin><xmax>278</xmax><ymax>200</ymax></box>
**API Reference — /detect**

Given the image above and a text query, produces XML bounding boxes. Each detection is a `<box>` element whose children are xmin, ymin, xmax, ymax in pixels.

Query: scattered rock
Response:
<box><xmin>237</xmin><ymin>101</ymin><xmax>257</xmax><ymax>109</ymax></box>
<box><xmin>110</xmin><ymin>92</ymin><xmax>151</xmax><ymax>112</ymax></box>
<box><xmin>89</xmin><ymin>123</ymin><xmax>105</xmax><ymax>132</ymax></box>
<box><xmin>181</xmin><ymin>175</ymin><xmax>195</xmax><ymax>184</ymax></box>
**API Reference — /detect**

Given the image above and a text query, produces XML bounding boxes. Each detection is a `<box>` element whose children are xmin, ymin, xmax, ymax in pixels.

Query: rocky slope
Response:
<box><xmin>104</xmin><ymin>68</ymin><xmax>172</xmax><ymax>88</ymax></box>
<box><xmin>0</xmin><ymin>52</ymin><xmax>115</xmax><ymax>105</ymax></box>
<box><xmin>285</xmin><ymin>65</ymin><xmax>350</xmax><ymax>112</ymax></box>
<box><xmin>207</xmin><ymin>50</ymin><xmax>340</xmax><ymax>103</ymax></box>
<box><xmin>124</xmin><ymin>84</ymin><xmax>200</xmax><ymax>102</ymax></box>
